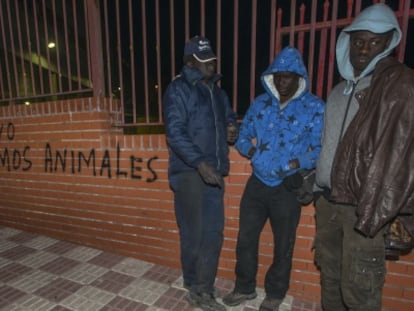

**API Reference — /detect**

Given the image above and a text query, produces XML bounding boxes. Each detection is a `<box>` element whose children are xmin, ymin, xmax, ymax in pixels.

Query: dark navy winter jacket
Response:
<box><xmin>163</xmin><ymin>65</ymin><xmax>236</xmax><ymax>177</ymax></box>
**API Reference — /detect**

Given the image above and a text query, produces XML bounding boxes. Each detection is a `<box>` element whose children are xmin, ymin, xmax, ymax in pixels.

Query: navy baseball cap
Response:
<box><xmin>184</xmin><ymin>36</ymin><xmax>217</xmax><ymax>62</ymax></box>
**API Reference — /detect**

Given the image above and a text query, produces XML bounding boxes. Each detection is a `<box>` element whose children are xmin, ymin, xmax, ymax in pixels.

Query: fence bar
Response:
<box><xmin>0</xmin><ymin>4</ymin><xmax>4</xmax><ymax>98</ymax></box>
<box><xmin>316</xmin><ymin>0</ymin><xmax>329</xmax><ymax>98</ymax></box>
<box><xmin>249</xmin><ymin>0</ymin><xmax>257</xmax><ymax>104</ymax></box>
<box><xmin>6</xmin><ymin>0</ymin><xmax>19</xmax><ymax>97</ymax></box>
<box><xmin>114</xmin><ymin>2</ymin><xmax>124</xmax><ymax>121</ymax></box>
<box><xmin>141</xmin><ymin>0</ymin><xmax>150</xmax><ymax>123</ymax></box>
<box><xmin>41</xmin><ymin>0</ymin><xmax>54</xmax><ymax>94</ymax></box>
<box><xmin>232</xmin><ymin>0</ymin><xmax>239</xmax><ymax>112</ymax></box>
<box><xmin>269</xmin><ymin>0</ymin><xmax>277</xmax><ymax>61</ymax></box>
<box><xmin>32</xmin><ymin>0</ymin><xmax>44</xmax><ymax>95</ymax></box>
<box><xmin>201</xmin><ymin>0</ymin><xmax>205</xmax><ymax>36</ymax></box>
<box><xmin>327</xmin><ymin>0</ymin><xmax>339</xmax><ymax>94</ymax></box>
<box><xmin>347</xmin><ymin>0</ymin><xmax>354</xmax><ymax>17</ymax></box>
<box><xmin>275</xmin><ymin>8</ymin><xmax>282</xmax><ymax>55</ymax></box>
<box><xmin>289</xmin><ymin>0</ymin><xmax>296</xmax><ymax>46</ymax></box>
<box><xmin>0</xmin><ymin>89</ymin><xmax>93</xmax><ymax>104</ymax></box>
<box><xmin>307</xmin><ymin>0</ymin><xmax>318</xmax><ymax>92</ymax></box>
<box><xmin>83</xmin><ymin>0</ymin><xmax>92</xmax><ymax>90</ymax></box>
<box><xmin>102</xmin><ymin>1</ymin><xmax>111</xmax><ymax>99</ymax></box>
<box><xmin>0</xmin><ymin>49</ymin><xmax>4</xmax><ymax>99</ymax></box>
<box><xmin>155</xmin><ymin>0</ymin><xmax>163</xmax><ymax>122</ymax></box>
<box><xmin>51</xmin><ymin>0</ymin><xmax>62</xmax><ymax>93</ymax></box>
<box><xmin>169</xmin><ymin>0</ymin><xmax>176</xmax><ymax>79</ymax></box>
<box><xmin>398</xmin><ymin>0</ymin><xmax>411</xmax><ymax>62</ymax></box>
<box><xmin>115</xmin><ymin>1</ymin><xmax>124</xmax><ymax>121</ymax></box>
<box><xmin>14</xmin><ymin>1</ymin><xmax>28</xmax><ymax>97</ymax></box>
<box><xmin>62</xmin><ymin>2</ymin><xmax>72</xmax><ymax>92</ymax></box>
<box><xmin>86</xmin><ymin>0</ymin><xmax>104</xmax><ymax>97</ymax></box>
<box><xmin>353</xmin><ymin>0</ymin><xmax>361</xmax><ymax>14</ymax></box>
<box><xmin>128</xmin><ymin>0</ymin><xmax>137</xmax><ymax>123</ymax></box>
<box><xmin>73</xmin><ymin>0</ymin><xmax>82</xmax><ymax>90</ymax></box>
<box><xmin>185</xmin><ymin>0</ymin><xmax>190</xmax><ymax>40</ymax></box>
<box><xmin>297</xmin><ymin>4</ymin><xmax>305</xmax><ymax>54</ymax></box>
<box><xmin>216</xmin><ymin>0</ymin><xmax>222</xmax><ymax>77</ymax></box>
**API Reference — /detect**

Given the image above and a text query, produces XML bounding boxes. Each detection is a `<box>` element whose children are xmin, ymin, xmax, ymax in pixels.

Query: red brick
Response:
<box><xmin>382</xmin><ymin>297</ymin><xmax>414</xmax><ymax>311</ymax></box>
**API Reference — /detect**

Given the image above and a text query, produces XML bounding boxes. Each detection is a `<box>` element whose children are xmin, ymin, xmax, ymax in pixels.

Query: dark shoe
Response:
<box><xmin>183</xmin><ymin>283</ymin><xmax>220</xmax><ymax>297</ymax></box>
<box><xmin>186</xmin><ymin>291</ymin><xmax>226</xmax><ymax>311</ymax></box>
<box><xmin>222</xmin><ymin>290</ymin><xmax>257</xmax><ymax>306</ymax></box>
<box><xmin>259</xmin><ymin>296</ymin><xmax>283</xmax><ymax>311</ymax></box>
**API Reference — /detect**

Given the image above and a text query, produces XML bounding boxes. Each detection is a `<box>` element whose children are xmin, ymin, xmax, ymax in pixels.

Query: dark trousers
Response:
<box><xmin>169</xmin><ymin>170</ymin><xmax>224</xmax><ymax>295</ymax></box>
<box><xmin>234</xmin><ymin>174</ymin><xmax>301</xmax><ymax>299</ymax></box>
<box><xmin>314</xmin><ymin>196</ymin><xmax>386</xmax><ymax>311</ymax></box>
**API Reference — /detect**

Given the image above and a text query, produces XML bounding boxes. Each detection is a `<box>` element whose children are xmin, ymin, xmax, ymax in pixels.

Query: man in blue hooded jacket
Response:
<box><xmin>223</xmin><ymin>47</ymin><xmax>325</xmax><ymax>311</ymax></box>
<box><xmin>163</xmin><ymin>35</ymin><xmax>237</xmax><ymax>311</ymax></box>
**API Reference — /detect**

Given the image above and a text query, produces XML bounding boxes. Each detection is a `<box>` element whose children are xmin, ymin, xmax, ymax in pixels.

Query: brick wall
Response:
<box><xmin>0</xmin><ymin>98</ymin><xmax>413</xmax><ymax>310</ymax></box>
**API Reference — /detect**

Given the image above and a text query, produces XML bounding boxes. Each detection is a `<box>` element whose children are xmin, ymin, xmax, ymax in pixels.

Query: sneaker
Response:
<box><xmin>222</xmin><ymin>290</ymin><xmax>257</xmax><ymax>306</ymax></box>
<box><xmin>186</xmin><ymin>291</ymin><xmax>226</xmax><ymax>311</ymax></box>
<box><xmin>183</xmin><ymin>283</ymin><xmax>220</xmax><ymax>297</ymax></box>
<box><xmin>259</xmin><ymin>296</ymin><xmax>283</xmax><ymax>311</ymax></box>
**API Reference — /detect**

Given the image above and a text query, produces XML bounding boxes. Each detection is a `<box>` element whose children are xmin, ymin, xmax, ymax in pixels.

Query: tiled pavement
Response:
<box><xmin>0</xmin><ymin>226</ymin><xmax>322</xmax><ymax>311</ymax></box>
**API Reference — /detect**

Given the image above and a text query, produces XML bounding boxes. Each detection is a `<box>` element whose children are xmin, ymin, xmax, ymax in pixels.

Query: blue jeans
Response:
<box><xmin>314</xmin><ymin>196</ymin><xmax>386</xmax><ymax>311</ymax></box>
<box><xmin>234</xmin><ymin>174</ymin><xmax>301</xmax><ymax>299</ymax></box>
<box><xmin>169</xmin><ymin>171</ymin><xmax>224</xmax><ymax>294</ymax></box>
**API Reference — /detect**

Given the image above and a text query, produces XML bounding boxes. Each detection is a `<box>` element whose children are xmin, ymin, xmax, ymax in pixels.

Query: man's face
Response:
<box><xmin>273</xmin><ymin>72</ymin><xmax>299</xmax><ymax>100</ymax></box>
<box><xmin>193</xmin><ymin>59</ymin><xmax>217</xmax><ymax>80</ymax></box>
<box><xmin>349</xmin><ymin>30</ymin><xmax>393</xmax><ymax>77</ymax></box>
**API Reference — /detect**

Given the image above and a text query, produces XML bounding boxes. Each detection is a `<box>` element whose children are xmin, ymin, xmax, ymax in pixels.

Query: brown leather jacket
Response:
<box><xmin>331</xmin><ymin>57</ymin><xmax>414</xmax><ymax>238</ymax></box>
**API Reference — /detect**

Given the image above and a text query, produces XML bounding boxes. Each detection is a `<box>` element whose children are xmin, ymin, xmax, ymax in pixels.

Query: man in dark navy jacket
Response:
<box><xmin>163</xmin><ymin>35</ymin><xmax>237</xmax><ymax>311</ymax></box>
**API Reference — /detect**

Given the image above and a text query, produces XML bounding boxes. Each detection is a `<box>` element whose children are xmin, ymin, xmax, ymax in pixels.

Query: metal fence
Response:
<box><xmin>0</xmin><ymin>0</ymin><xmax>413</xmax><ymax>128</ymax></box>
<box><xmin>0</xmin><ymin>0</ymin><xmax>93</xmax><ymax>102</ymax></box>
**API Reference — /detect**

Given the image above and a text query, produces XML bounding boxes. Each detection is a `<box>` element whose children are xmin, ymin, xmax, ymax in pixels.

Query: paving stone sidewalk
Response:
<box><xmin>0</xmin><ymin>226</ymin><xmax>322</xmax><ymax>311</ymax></box>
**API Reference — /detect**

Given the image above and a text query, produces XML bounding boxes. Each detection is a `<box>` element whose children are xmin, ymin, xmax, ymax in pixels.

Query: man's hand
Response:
<box><xmin>288</xmin><ymin>158</ymin><xmax>300</xmax><ymax>169</ymax></box>
<box><xmin>227</xmin><ymin>123</ymin><xmax>238</xmax><ymax>144</ymax></box>
<box><xmin>197</xmin><ymin>161</ymin><xmax>224</xmax><ymax>188</ymax></box>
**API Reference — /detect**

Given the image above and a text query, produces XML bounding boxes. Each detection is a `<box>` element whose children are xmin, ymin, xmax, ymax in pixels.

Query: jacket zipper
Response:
<box><xmin>338</xmin><ymin>81</ymin><xmax>358</xmax><ymax>142</ymax></box>
<box><xmin>208</xmin><ymin>85</ymin><xmax>220</xmax><ymax>171</ymax></box>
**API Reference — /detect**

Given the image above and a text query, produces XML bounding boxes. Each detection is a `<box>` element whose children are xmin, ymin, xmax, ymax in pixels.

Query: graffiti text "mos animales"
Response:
<box><xmin>45</xmin><ymin>143</ymin><xmax>158</xmax><ymax>182</ymax></box>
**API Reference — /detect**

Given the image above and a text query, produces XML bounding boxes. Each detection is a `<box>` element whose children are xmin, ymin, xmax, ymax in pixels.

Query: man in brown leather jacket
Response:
<box><xmin>314</xmin><ymin>3</ymin><xmax>414</xmax><ymax>311</ymax></box>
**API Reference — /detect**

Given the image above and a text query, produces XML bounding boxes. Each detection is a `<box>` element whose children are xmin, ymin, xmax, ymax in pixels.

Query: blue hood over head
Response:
<box><xmin>336</xmin><ymin>3</ymin><xmax>402</xmax><ymax>83</ymax></box>
<box><xmin>261</xmin><ymin>46</ymin><xmax>309</xmax><ymax>103</ymax></box>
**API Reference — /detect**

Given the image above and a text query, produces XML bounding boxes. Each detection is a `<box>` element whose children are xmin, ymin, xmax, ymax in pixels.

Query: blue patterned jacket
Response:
<box><xmin>236</xmin><ymin>47</ymin><xmax>325</xmax><ymax>186</ymax></box>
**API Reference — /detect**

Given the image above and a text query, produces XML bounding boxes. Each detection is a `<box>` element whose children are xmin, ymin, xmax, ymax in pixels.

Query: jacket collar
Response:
<box><xmin>181</xmin><ymin>65</ymin><xmax>222</xmax><ymax>86</ymax></box>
